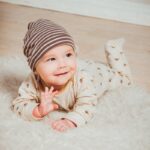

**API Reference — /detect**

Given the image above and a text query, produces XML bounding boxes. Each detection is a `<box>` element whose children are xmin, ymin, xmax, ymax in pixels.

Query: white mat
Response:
<box><xmin>0</xmin><ymin>56</ymin><xmax>150</xmax><ymax>150</ymax></box>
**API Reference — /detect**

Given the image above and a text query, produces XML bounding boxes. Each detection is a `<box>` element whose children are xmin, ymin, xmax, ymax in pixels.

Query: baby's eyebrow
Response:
<box><xmin>65</xmin><ymin>49</ymin><xmax>74</xmax><ymax>53</ymax></box>
<box><xmin>42</xmin><ymin>54</ymin><xmax>55</xmax><ymax>60</ymax></box>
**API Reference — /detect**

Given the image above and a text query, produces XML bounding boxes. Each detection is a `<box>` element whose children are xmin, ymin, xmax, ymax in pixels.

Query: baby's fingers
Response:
<box><xmin>53</xmin><ymin>103</ymin><xmax>59</xmax><ymax>110</ymax></box>
<box><xmin>49</xmin><ymin>86</ymin><xmax>54</xmax><ymax>94</ymax></box>
<box><xmin>51</xmin><ymin>90</ymin><xmax>58</xmax><ymax>97</ymax></box>
<box><xmin>44</xmin><ymin>87</ymin><xmax>53</xmax><ymax>98</ymax></box>
<box><xmin>43</xmin><ymin>86</ymin><xmax>58</xmax><ymax>100</ymax></box>
<box><xmin>51</xmin><ymin>120</ymin><xmax>68</xmax><ymax>132</ymax></box>
<box><xmin>48</xmin><ymin>103</ymin><xmax>59</xmax><ymax>111</ymax></box>
<box><xmin>40</xmin><ymin>92</ymin><xmax>45</xmax><ymax>100</ymax></box>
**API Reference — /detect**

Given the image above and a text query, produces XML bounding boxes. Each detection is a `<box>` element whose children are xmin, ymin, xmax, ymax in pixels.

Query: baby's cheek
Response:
<box><xmin>72</xmin><ymin>62</ymin><xmax>77</xmax><ymax>72</ymax></box>
<box><xmin>71</xmin><ymin>67</ymin><xmax>77</xmax><ymax>75</ymax></box>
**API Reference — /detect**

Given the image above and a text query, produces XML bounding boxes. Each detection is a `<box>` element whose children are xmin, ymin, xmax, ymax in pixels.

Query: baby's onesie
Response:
<box><xmin>12</xmin><ymin>38</ymin><xmax>133</xmax><ymax>127</ymax></box>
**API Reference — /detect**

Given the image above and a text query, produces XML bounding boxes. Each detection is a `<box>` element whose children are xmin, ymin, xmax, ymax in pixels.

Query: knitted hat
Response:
<box><xmin>23</xmin><ymin>19</ymin><xmax>75</xmax><ymax>71</ymax></box>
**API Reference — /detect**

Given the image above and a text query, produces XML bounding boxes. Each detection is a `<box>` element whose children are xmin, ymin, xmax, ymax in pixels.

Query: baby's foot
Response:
<box><xmin>105</xmin><ymin>38</ymin><xmax>125</xmax><ymax>57</ymax></box>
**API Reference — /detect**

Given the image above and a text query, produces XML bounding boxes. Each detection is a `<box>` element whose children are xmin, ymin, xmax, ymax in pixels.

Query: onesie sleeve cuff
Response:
<box><xmin>64</xmin><ymin>111</ymin><xmax>86</xmax><ymax>127</ymax></box>
<box><xmin>23</xmin><ymin>102</ymin><xmax>43</xmax><ymax>121</ymax></box>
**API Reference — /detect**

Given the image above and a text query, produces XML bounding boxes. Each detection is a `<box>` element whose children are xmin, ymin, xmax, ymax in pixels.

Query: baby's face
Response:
<box><xmin>35</xmin><ymin>45</ymin><xmax>77</xmax><ymax>90</ymax></box>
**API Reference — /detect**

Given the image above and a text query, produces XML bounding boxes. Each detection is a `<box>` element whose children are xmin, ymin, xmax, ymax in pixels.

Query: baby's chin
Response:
<box><xmin>45</xmin><ymin>72</ymin><xmax>75</xmax><ymax>88</ymax></box>
<box><xmin>50</xmin><ymin>82</ymin><xmax>68</xmax><ymax>90</ymax></box>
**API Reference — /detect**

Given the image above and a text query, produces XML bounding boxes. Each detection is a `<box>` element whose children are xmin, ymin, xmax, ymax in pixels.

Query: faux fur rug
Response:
<box><xmin>0</xmin><ymin>56</ymin><xmax>150</xmax><ymax>150</ymax></box>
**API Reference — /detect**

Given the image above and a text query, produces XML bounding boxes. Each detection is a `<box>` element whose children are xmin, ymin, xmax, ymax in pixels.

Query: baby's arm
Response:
<box><xmin>12</xmin><ymin>73</ymin><xmax>39</xmax><ymax>120</ymax></box>
<box><xmin>59</xmin><ymin>72</ymin><xmax>98</xmax><ymax>128</ymax></box>
<box><xmin>33</xmin><ymin>86</ymin><xmax>59</xmax><ymax>118</ymax></box>
<box><xmin>12</xmin><ymin>73</ymin><xmax>57</xmax><ymax>121</ymax></box>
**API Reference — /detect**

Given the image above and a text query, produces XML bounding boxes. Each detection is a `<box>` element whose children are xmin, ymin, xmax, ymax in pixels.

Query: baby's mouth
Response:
<box><xmin>55</xmin><ymin>72</ymin><xmax>68</xmax><ymax>76</ymax></box>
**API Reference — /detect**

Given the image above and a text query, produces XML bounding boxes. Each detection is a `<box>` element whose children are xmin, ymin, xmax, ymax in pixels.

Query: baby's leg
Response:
<box><xmin>104</xmin><ymin>38</ymin><xmax>133</xmax><ymax>90</ymax></box>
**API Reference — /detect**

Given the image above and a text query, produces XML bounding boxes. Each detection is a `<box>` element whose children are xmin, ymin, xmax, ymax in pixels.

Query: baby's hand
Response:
<box><xmin>38</xmin><ymin>86</ymin><xmax>59</xmax><ymax>116</ymax></box>
<box><xmin>51</xmin><ymin>119</ymin><xmax>76</xmax><ymax>132</ymax></box>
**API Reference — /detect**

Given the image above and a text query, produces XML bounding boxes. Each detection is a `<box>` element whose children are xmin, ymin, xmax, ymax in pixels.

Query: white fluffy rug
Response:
<box><xmin>0</xmin><ymin>56</ymin><xmax>150</xmax><ymax>150</ymax></box>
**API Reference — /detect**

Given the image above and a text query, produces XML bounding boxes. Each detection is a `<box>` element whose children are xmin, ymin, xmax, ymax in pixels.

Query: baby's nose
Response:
<box><xmin>58</xmin><ymin>59</ymin><xmax>67</xmax><ymax>68</ymax></box>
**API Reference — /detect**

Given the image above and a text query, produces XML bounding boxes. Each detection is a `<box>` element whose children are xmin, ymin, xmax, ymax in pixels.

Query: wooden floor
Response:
<box><xmin>0</xmin><ymin>2</ymin><xmax>150</xmax><ymax>91</ymax></box>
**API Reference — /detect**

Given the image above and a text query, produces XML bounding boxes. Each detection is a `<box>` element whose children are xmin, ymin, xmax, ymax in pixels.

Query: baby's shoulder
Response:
<box><xmin>20</xmin><ymin>72</ymin><xmax>38</xmax><ymax>89</ymax></box>
<box><xmin>75</xmin><ymin>60</ymin><xmax>95</xmax><ymax>84</ymax></box>
<box><xmin>77</xmin><ymin>58</ymin><xmax>94</xmax><ymax>69</ymax></box>
<box><xmin>76</xmin><ymin>58</ymin><xmax>101</xmax><ymax>76</ymax></box>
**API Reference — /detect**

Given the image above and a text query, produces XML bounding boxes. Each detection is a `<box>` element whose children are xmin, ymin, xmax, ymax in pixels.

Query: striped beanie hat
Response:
<box><xmin>23</xmin><ymin>19</ymin><xmax>75</xmax><ymax>71</ymax></box>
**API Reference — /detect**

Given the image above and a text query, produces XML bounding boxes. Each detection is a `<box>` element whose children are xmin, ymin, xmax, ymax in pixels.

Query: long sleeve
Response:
<box><xmin>12</xmin><ymin>73</ymin><xmax>41</xmax><ymax>121</ymax></box>
<box><xmin>64</xmin><ymin>71</ymin><xmax>98</xmax><ymax>126</ymax></box>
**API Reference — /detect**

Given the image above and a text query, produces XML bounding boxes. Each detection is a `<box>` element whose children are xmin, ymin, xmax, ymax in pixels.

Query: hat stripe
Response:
<box><xmin>32</xmin><ymin>33</ymin><xmax>72</xmax><ymax>55</ymax></box>
<box><xmin>24</xmin><ymin>25</ymin><xmax>59</xmax><ymax>54</ymax></box>
<box><xmin>24</xmin><ymin>30</ymin><xmax>66</xmax><ymax>56</ymax></box>
<box><xmin>24</xmin><ymin>22</ymin><xmax>61</xmax><ymax>53</ymax></box>
<box><xmin>24</xmin><ymin>27</ymin><xmax>66</xmax><ymax>56</ymax></box>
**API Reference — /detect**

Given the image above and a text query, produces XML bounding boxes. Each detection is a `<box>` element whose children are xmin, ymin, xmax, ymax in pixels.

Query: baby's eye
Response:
<box><xmin>66</xmin><ymin>53</ymin><xmax>73</xmax><ymax>57</ymax></box>
<box><xmin>46</xmin><ymin>57</ymin><xmax>56</xmax><ymax>62</ymax></box>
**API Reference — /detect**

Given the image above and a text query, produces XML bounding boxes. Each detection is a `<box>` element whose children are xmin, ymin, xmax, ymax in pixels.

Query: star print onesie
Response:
<box><xmin>12</xmin><ymin>38</ymin><xmax>133</xmax><ymax>127</ymax></box>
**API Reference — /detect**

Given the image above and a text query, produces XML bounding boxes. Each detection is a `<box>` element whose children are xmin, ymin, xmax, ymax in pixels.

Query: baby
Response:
<box><xmin>12</xmin><ymin>19</ymin><xmax>133</xmax><ymax>132</ymax></box>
